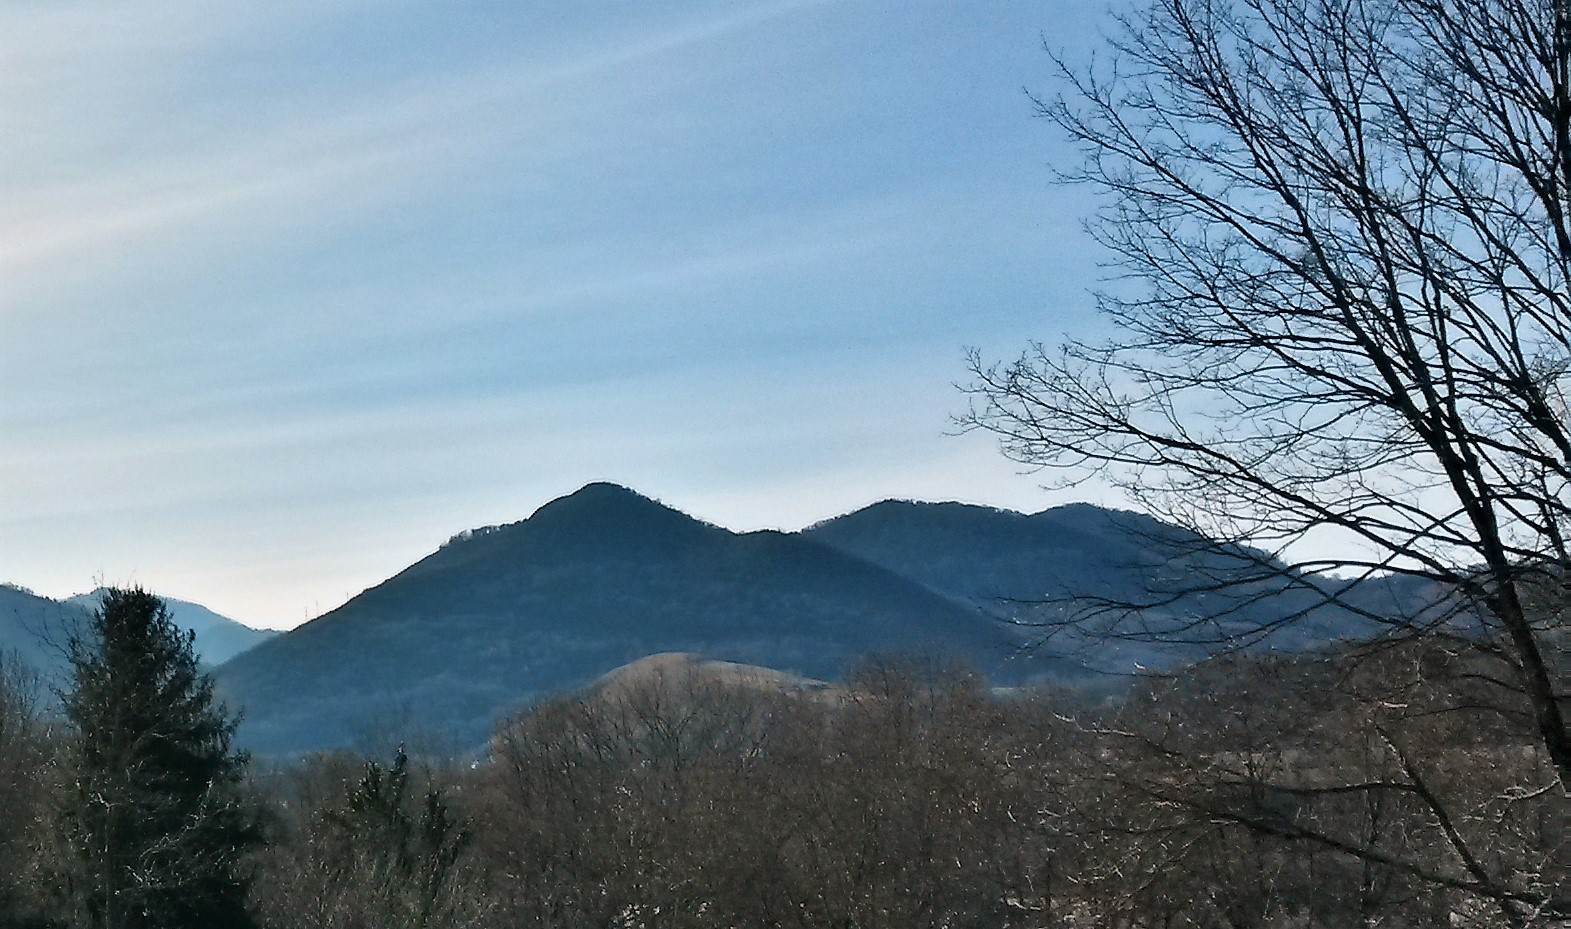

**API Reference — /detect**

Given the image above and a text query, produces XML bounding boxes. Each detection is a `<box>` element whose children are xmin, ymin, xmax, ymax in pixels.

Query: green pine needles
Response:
<box><xmin>61</xmin><ymin>587</ymin><xmax>260</xmax><ymax>929</ymax></box>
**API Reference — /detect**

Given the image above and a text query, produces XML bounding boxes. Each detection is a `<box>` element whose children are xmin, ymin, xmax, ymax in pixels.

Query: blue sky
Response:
<box><xmin>2</xmin><ymin>1</ymin><xmax>1116</xmax><ymax>629</ymax></box>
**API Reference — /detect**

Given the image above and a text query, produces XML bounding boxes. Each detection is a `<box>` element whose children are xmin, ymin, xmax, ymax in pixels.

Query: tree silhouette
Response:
<box><xmin>967</xmin><ymin>0</ymin><xmax>1571</xmax><ymax>920</ymax></box>
<box><xmin>61</xmin><ymin>587</ymin><xmax>258</xmax><ymax>929</ymax></box>
<box><xmin>968</xmin><ymin>0</ymin><xmax>1570</xmax><ymax>793</ymax></box>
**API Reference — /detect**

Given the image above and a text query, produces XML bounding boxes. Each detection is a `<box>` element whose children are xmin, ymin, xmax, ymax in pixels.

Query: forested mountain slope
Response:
<box><xmin>215</xmin><ymin>483</ymin><xmax>1041</xmax><ymax>755</ymax></box>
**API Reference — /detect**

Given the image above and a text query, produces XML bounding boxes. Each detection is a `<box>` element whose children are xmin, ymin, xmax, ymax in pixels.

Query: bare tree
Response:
<box><xmin>1059</xmin><ymin>645</ymin><xmax>1568</xmax><ymax>926</ymax></box>
<box><xmin>966</xmin><ymin>0</ymin><xmax>1571</xmax><ymax>793</ymax></box>
<box><xmin>481</xmin><ymin>658</ymin><xmax>793</xmax><ymax>929</ymax></box>
<box><xmin>476</xmin><ymin>654</ymin><xmax>1058</xmax><ymax>929</ymax></box>
<box><xmin>0</xmin><ymin>653</ymin><xmax>56</xmax><ymax>928</ymax></box>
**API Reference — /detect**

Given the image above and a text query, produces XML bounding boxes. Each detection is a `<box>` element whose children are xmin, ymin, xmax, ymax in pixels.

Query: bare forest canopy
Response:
<box><xmin>1</xmin><ymin>629</ymin><xmax>1563</xmax><ymax>928</ymax></box>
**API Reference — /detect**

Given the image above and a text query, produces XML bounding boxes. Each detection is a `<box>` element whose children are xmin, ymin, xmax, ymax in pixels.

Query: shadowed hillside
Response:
<box><xmin>0</xmin><ymin>584</ymin><xmax>90</xmax><ymax>683</ymax></box>
<box><xmin>216</xmin><ymin>486</ymin><xmax>1448</xmax><ymax>756</ymax></box>
<box><xmin>804</xmin><ymin>500</ymin><xmax>1410</xmax><ymax>671</ymax></box>
<box><xmin>216</xmin><ymin>483</ymin><xmax>1040</xmax><ymax>755</ymax></box>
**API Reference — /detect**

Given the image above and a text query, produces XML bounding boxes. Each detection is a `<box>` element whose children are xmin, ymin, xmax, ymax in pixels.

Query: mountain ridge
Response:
<box><xmin>66</xmin><ymin>588</ymin><xmax>277</xmax><ymax>667</ymax></box>
<box><xmin>13</xmin><ymin>485</ymin><xmax>1432</xmax><ymax>757</ymax></box>
<box><xmin>1</xmin><ymin>585</ymin><xmax>274</xmax><ymax>681</ymax></box>
<box><xmin>803</xmin><ymin>497</ymin><xmax>1399</xmax><ymax>667</ymax></box>
<box><xmin>215</xmin><ymin>483</ymin><xmax>1047</xmax><ymax>755</ymax></box>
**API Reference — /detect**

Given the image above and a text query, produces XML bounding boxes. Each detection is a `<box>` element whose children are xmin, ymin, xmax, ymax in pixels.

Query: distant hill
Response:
<box><xmin>214</xmin><ymin>484</ymin><xmax>1445</xmax><ymax>756</ymax></box>
<box><xmin>215</xmin><ymin>483</ymin><xmax>1049</xmax><ymax>756</ymax></box>
<box><xmin>1</xmin><ymin>585</ymin><xmax>276</xmax><ymax>682</ymax></box>
<box><xmin>0</xmin><ymin>584</ymin><xmax>91</xmax><ymax>684</ymax></box>
<box><xmin>803</xmin><ymin>499</ymin><xmax>1405</xmax><ymax>672</ymax></box>
<box><xmin>66</xmin><ymin>589</ymin><xmax>277</xmax><ymax>667</ymax></box>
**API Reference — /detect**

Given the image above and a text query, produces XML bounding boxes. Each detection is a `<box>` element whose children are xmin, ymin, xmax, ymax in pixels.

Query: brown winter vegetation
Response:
<box><xmin>1</xmin><ymin>639</ymin><xmax>1562</xmax><ymax>929</ymax></box>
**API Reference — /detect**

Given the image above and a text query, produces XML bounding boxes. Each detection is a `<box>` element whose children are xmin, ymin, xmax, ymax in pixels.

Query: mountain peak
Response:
<box><xmin>535</xmin><ymin>481</ymin><xmax>654</xmax><ymax>514</ymax></box>
<box><xmin>415</xmin><ymin>483</ymin><xmax>726</xmax><ymax>580</ymax></box>
<box><xmin>521</xmin><ymin>483</ymin><xmax>719</xmax><ymax>538</ymax></box>
<box><xmin>217</xmin><ymin>485</ymin><xmax>1016</xmax><ymax>753</ymax></box>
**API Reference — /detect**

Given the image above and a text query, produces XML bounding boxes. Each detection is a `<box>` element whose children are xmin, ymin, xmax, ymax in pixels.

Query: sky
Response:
<box><xmin>2</xmin><ymin>1</ymin><xmax>1117</xmax><ymax>630</ymax></box>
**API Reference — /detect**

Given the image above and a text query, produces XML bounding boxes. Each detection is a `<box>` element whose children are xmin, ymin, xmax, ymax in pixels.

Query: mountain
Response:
<box><xmin>215</xmin><ymin>483</ymin><xmax>1044</xmax><ymax>756</ymax></box>
<box><xmin>66</xmin><ymin>589</ymin><xmax>276</xmax><ymax>667</ymax></box>
<box><xmin>804</xmin><ymin>499</ymin><xmax>1397</xmax><ymax>672</ymax></box>
<box><xmin>1</xmin><ymin>585</ymin><xmax>276</xmax><ymax>683</ymax></box>
<box><xmin>215</xmin><ymin>485</ymin><xmax>1442</xmax><ymax>756</ymax></box>
<box><xmin>805</xmin><ymin>500</ymin><xmax>1182</xmax><ymax>608</ymax></box>
<box><xmin>0</xmin><ymin>584</ymin><xmax>91</xmax><ymax>684</ymax></box>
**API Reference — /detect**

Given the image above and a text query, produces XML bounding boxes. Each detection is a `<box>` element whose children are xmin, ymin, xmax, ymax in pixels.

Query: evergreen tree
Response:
<box><xmin>61</xmin><ymin>587</ymin><xmax>259</xmax><ymax>929</ymax></box>
<box><xmin>322</xmin><ymin>747</ymin><xmax>472</xmax><ymax>929</ymax></box>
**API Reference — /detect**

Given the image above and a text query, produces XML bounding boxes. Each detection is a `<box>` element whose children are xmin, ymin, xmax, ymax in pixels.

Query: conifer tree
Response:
<box><xmin>322</xmin><ymin>747</ymin><xmax>472</xmax><ymax>929</ymax></box>
<box><xmin>62</xmin><ymin>587</ymin><xmax>259</xmax><ymax>929</ymax></box>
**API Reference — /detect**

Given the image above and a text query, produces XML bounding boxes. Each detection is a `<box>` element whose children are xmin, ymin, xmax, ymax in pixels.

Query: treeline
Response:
<box><xmin>0</xmin><ymin>599</ymin><xmax>1564</xmax><ymax>928</ymax></box>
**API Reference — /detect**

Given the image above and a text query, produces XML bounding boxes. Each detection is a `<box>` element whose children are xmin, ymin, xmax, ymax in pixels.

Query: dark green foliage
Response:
<box><xmin>323</xmin><ymin>748</ymin><xmax>471</xmax><ymax>929</ymax></box>
<box><xmin>61</xmin><ymin>587</ymin><xmax>259</xmax><ymax>929</ymax></box>
<box><xmin>249</xmin><ymin>747</ymin><xmax>477</xmax><ymax>929</ymax></box>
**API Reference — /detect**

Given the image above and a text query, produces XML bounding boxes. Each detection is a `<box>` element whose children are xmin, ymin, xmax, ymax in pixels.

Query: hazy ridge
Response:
<box><xmin>213</xmin><ymin>483</ymin><xmax>1417</xmax><ymax>755</ymax></box>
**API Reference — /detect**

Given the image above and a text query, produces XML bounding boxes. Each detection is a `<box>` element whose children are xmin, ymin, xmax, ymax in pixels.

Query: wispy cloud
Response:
<box><xmin>0</xmin><ymin>0</ymin><xmax>1101</xmax><ymax>625</ymax></box>
<box><xmin>0</xmin><ymin>0</ymin><xmax>828</xmax><ymax>297</ymax></box>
